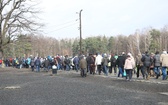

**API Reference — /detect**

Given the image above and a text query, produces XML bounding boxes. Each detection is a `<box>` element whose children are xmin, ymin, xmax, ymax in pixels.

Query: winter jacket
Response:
<box><xmin>79</xmin><ymin>58</ymin><xmax>87</xmax><ymax>69</ymax></box>
<box><xmin>116</xmin><ymin>55</ymin><xmax>126</xmax><ymax>67</ymax></box>
<box><xmin>56</xmin><ymin>57</ymin><xmax>62</xmax><ymax>64</ymax></box>
<box><xmin>87</xmin><ymin>55</ymin><xmax>95</xmax><ymax>65</ymax></box>
<box><xmin>44</xmin><ymin>59</ymin><xmax>49</xmax><ymax>68</ymax></box>
<box><xmin>154</xmin><ymin>54</ymin><xmax>160</xmax><ymax>67</ymax></box>
<box><xmin>73</xmin><ymin>56</ymin><xmax>79</xmax><ymax>65</ymax></box>
<box><xmin>110</xmin><ymin>56</ymin><xmax>117</xmax><ymax>66</ymax></box>
<box><xmin>124</xmin><ymin>57</ymin><xmax>134</xmax><ymax>70</ymax></box>
<box><xmin>35</xmin><ymin>59</ymin><xmax>41</xmax><ymax>66</ymax></box>
<box><xmin>160</xmin><ymin>53</ymin><xmax>168</xmax><ymax>67</ymax></box>
<box><xmin>95</xmin><ymin>55</ymin><xmax>102</xmax><ymax>65</ymax></box>
<box><xmin>102</xmin><ymin>56</ymin><xmax>109</xmax><ymax>66</ymax></box>
<box><xmin>141</xmin><ymin>54</ymin><xmax>151</xmax><ymax>67</ymax></box>
<box><xmin>30</xmin><ymin>59</ymin><xmax>35</xmax><ymax>66</ymax></box>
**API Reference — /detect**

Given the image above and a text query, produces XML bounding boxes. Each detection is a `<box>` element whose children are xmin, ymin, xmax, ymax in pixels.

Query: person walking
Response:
<box><xmin>110</xmin><ymin>54</ymin><xmax>117</xmax><ymax>75</ymax></box>
<box><xmin>43</xmin><ymin>58</ymin><xmax>50</xmax><ymax>72</ymax></box>
<box><xmin>141</xmin><ymin>51</ymin><xmax>152</xmax><ymax>80</ymax></box>
<box><xmin>0</xmin><ymin>58</ymin><xmax>2</xmax><ymax>67</ymax></box>
<box><xmin>116</xmin><ymin>52</ymin><xmax>126</xmax><ymax>77</ymax></box>
<box><xmin>153</xmin><ymin>51</ymin><xmax>161</xmax><ymax>79</ymax></box>
<box><xmin>56</xmin><ymin>55</ymin><xmax>62</xmax><ymax>70</ymax></box>
<box><xmin>35</xmin><ymin>57</ymin><xmax>41</xmax><ymax>72</ymax></box>
<box><xmin>136</xmin><ymin>53</ymin><xmax>145</xmax><ymax>79</ymax></box>
<box><xmin>30</xmin><ymin>58</ymin><xmax>35</xmax><ymax>71</ymax></box>
<box><xmin>95</xmin><ymin>53</ymin><xmax>102</xmax><ymax>75</ymax></box>
<box><xmin>124</xmin><ymin>55</ymin><xmax>134</xmax><ymax>81</ymax></box>
<box><xmin>86</xmin><ymin>54</ymin><xmax>92</xmax><ymax>73</ymax></box>
<box><xmin>64</xmin><ymin>55</ymin><xmax>71</xmax><ymax>71</ymax></box>
<box><xmin>79</xmin><ymin>55</ymin><xmax>87</xmax><ymax>77</ymax></box>
<box><xmin>73</xmin><ymin>55</ymin><xmax>80</xmax><ymax>72</ymax></box>
<box><xmin>150</xmin><ymin>53</ymin><xmax>155</xmax><ymax>77</ymax></box>
<box><xmin>90</xmin><ymin>54</ymin><xmax>96</xmax><ymax>75</ymax></box>
<box><xmin>102</xmin><ymin>53</ymin><xmax>109</xmax><ymax>76</ymax></box>
<box><xmin>160</xmin><ymin>50</ymin><xmax>168</xmax><ymax>80</ymax></box>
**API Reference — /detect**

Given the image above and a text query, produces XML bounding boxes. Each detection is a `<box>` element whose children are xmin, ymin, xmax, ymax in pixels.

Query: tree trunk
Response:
<box><xmin>0</xmin><ymin>46</ymin><xmax>4</xmax><ymax>58</ymax></box>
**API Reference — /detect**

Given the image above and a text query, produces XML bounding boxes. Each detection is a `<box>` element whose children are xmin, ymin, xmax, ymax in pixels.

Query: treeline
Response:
<box><xmin>2</xmin><ymin>25</ymin><xmax>168</xmax><ymax>58</ymax></box>
<box><xmin>73</xmin><ymin>26</ymin><xmax>168</xmax><ymax>56</ymax></box>
<box><xmin>1</xmin><ymin>0</ymin><xmax>168</xmax><ymax>58</ymax></box>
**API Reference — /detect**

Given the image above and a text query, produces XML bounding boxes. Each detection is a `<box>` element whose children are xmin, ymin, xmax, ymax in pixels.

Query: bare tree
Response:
<box><xmin>0</xmin><ymin>0</ymin><xmax>43</xmax><ymax>57</ymax></box>
<box><xmin>161</xmin><ymin>25</ymin><xmax>168</xmax><ymax>51</ymax></box>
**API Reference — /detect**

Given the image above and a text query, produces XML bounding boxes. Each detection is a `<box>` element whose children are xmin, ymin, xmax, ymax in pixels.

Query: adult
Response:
<box><xmin>86</xmin><ymin>54</ymin><xmax>92</xmax><ymax>73</ymax></box>
<box><xmin>64</xmin><ymin>55</ymin><xmax>71</xmax><ymax>71</ymax></box>
<box><xmin>124</xmin><ymin>55</ymin><xmax>134</xmax><ymax>81</ymax></box>
<box><xmin>79</xmin><ymin>55</ymin><xmax>87</xmax><ymax>77</ymax></box>
<box><xmin>160</xmin><ymin>50</ymin><xmax>168</xmax><ymax>80</ymax></box>
<box><xmin>136</xmin><ymin>53</ymin><xmax>145</xmax><ymax>79</ymax></box>
<box><xmin>141</xmin><ymin>51</ymin><xmax>152</xmax><ymax>80</ymax></box>
<box><xmin>56</xmin><ymin>55</ymin><xmax>62</xmax><ymax>70</ymax></box>
<box><xmin>102</xmin><ymin>53</ymin><xmax>109</xmax><ymax>76</ymax></box>
<box><xmin>150</xmin><ymin>53</ymin><xmax>155</xmax><ymax>77</ymax></box>
<box><xmin>95</xmin><ymin>53</ymin><xmax>103</xmax><ymax>75</ymax></box>
<box><xmin>0</xmin><ymin>58</ymin><xmax>2</xmax><ymax>67</ymax></box>
<box><xmin>35</xmin><ymin>57</ymin><xmax>41</xmax><ymax>72</ymax></box>
<box><xmin>43</xmin><ymin>58</ymin><xmax>50</xmax><ymax>72</ymax></box>
<box><xmin>109</xmin><ymin>54</ymin><xmax>117</xmax><ymax>75</ymax></box>
<box><xmin>153</xmin><ymin>51</ymin><xmax>161</xmax><ymax>79</ymax></box>
<box><xmin>90</xmin><ymin>54</ymin><xmax>96</xmax><ymax>75</ymax></box>
<box><xmin>73</xmin><ymin>55</ymin><xmax>80</xmax><ymax>72</ymax></box>
<box><xmin>30</xmin><ymin>58</ymin><xmax>35</xmax><ymax>71</ymax></box>
<box><xmin>116</xmin><ymin>52</ymin><xmax>126</xmax><ymax>77</ymax></box>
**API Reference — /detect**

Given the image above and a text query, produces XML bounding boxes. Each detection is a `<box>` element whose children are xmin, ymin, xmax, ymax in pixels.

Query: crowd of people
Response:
<box><xmin>0</xmin><ymin>55</ymin><xmax>71</xmax><ymax>71</ymax></box>
<box><xmin>0</xmin><ymin>50</ymin><xmax>168</xmax><ymax>80</ymax></box>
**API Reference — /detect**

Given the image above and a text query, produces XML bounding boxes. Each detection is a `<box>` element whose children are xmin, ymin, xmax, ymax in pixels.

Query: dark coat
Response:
<box><xmin>44</xmin><ymin>59</ymin><xmax>49</xmax><ymax>68</ymax></box>
<box><xmin>30</xmin><ymin>59</ymin><xmax>35</xmax><ymax>66</ymax></box>
<box><xmin>102</xmin><ymin>57</ymin><xmax>109</xmax><ymax>66</ymax></box>
<box><xmin>116</xmin><ymin>55</ymin><xmax>126</xmax><ymax>67</ymax></box>
<box><xmin>110</xmin><ymin>56</ymin><xmax>116</xmax><ymax>66</ymax></box>
<box><xmin>154</xmin><ymin>54</ymin><xmax>160</xmax><ymax>67</ymax></box>
<box><xmin>87</xmin><ymin>55</ymin><xmax>95</xmax><ymax>65</ymax></box>
<box><xmin>141</xmin><ymin>54</ymin><xmax>151</xmax><ymax>67</ymax></box>
<box><xmin>35</xmin><ymin>59</ymin><xmax>41</xmax><ymax>66</ymax></box>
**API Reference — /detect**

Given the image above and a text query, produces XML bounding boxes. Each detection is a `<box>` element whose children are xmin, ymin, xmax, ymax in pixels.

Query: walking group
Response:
<box><xmin>1</xmin><ymin>50</ymin><xmax>168</xmax><ymax>81</ymax></box>
<box><xmin>78</xmin><ymin>50</ymin><xmax>168</xmax><ymax>80</ymax></box>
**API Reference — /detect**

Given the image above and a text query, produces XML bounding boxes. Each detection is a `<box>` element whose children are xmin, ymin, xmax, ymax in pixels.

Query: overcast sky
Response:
<box><xmin>39</xmin><ymin>0</ymin><xmax>168</xmax><ymax>39</ymax></box>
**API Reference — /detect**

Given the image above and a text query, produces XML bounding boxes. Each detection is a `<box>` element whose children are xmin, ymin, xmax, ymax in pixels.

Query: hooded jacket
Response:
<box><xmin>160</xmin><ymin>52</ymin><xmax>168</xmax><ymax>67</ymax></box>
<box><xmin>124</xmin><ymin>57</ymin><xmax>134</xmax><ymax>69</ymax></box>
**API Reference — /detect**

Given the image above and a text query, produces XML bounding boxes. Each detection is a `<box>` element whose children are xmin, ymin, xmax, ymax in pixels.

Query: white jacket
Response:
<box><xmin>95</xmin><ymin>55</ymin><xmax>102</xmax><ymax>65</ymax></box>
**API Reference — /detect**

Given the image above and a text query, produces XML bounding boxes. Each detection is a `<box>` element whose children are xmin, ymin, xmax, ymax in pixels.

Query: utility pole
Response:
<box><xmin>79</xmin><ymin>9</ymin><xmax>83</xmax><ymax>55</ymax></box>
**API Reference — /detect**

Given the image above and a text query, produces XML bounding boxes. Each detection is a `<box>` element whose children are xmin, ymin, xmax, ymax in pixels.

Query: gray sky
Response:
<box><xmin>39</xmin><ymin>0</ymin><xmax>168</xmax><ymax>39</ymax></box>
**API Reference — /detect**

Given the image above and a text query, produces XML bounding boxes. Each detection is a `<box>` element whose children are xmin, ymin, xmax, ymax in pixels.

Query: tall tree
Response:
<box><xmin>108</xmin><ymin>36</ymin><xmax>115</xmax><ymax>53</ymax></box>
<box><xmin>161</xmin><ymin>25</ymin><xmax>168</xmax><ymax>51</ymax></box>
<box><xmin>149</xmin><ymin>29</ymin><xmax>160</xmax><ymax>52</ymax></box>
<box><xmin>0</xmin><ymin>0</ymin><xmax>42</xmax><ymax>57</ymax></box>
